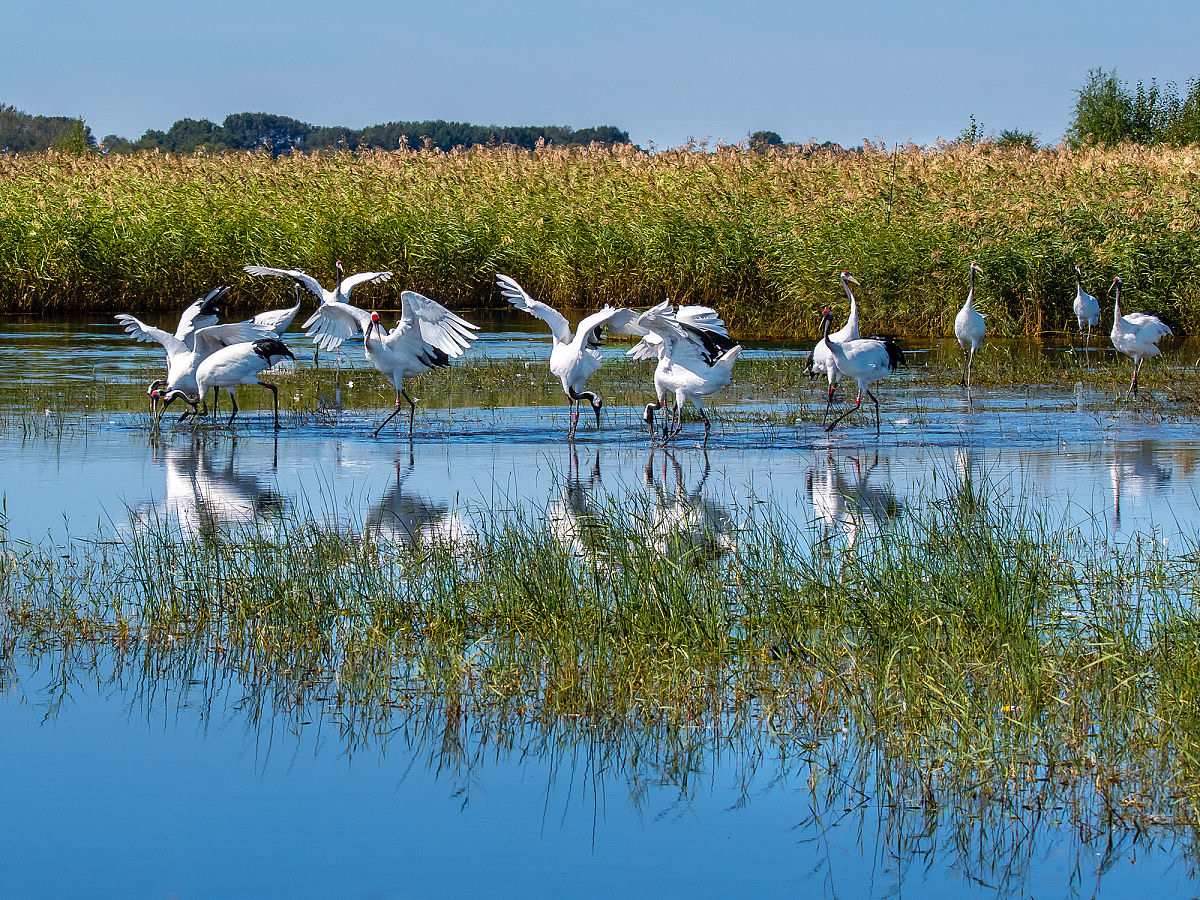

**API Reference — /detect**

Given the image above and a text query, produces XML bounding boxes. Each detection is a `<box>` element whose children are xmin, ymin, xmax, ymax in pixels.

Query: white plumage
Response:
<box><xmin>808</xmin><ymin>271</ymin><xmax>861</xmax><ymax>389</ymax></box>
<box><xmin>189</xmin><ymin>337</ymin><xmax>297</xmax><ymax>429</ymax></box>
<box><xmin>115</xmin><ymin>310</ymin><xmax>275</xmax><ymax>420</ymax></box>
<box><xmin>953</xmin><ymin>262</ymin><xmax>986</xmax><ymax>390</ymax></box>
<box><xmin>817</xmin><ymin>309</ymin><xmax>904</xmax><ymax>434</ymax></box>
<box><xmin>626</xmin><ymin>301</ymin><xmax>742</xmax><ymax>447</ymax></box>
<box><xmin>496</xmin><ymin>273</ymin><xmax>637</xmax><ymax>437</ymax></box>
<box><xmin>243</xmin><ymin>260</ymin><xmax>393</xmax><ymax>307</ymax></box>
<box><xmin>1109</xmin><ymin>276</ymin><xmax>1172</xmax><ymax>399</ymax></box>
<box><xmin>247</xmin><ymin>282</ymin><xmax>304</xmax><ymax>336</ymax></box>
<box><xmin>1073</xmin><ymin>263</ymin><xmax>1101</xmax><ymax>347</ymax></box>
<box><xmin>303</xmin><ymin>290</ymin><xmax>478</xmax><ymax>436</ymax></box>
<box><xmin>174</xmin><ymin>285</ymin><xmax>228</xmax><ymax>349</ymax></box>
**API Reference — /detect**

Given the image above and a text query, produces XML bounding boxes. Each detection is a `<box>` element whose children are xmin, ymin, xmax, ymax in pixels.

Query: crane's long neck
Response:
<box><xmin>821</xmin><ymin>314</ymin><xmax>842</xmax><ymax>361</ymax></box>
<box><xmin>842</xmin><ymin>281</ymin><xmax>859</xmax><ymax>334</ymax></box>
<box><xmin>1113</xmin><ymin>286</ymin><xmax>1121</xmax><ymax>321</ymax></box>
<box><xmin>1075</xmin><ymin>268</ymin><xmax>1082</xmax><ymax>295</ymax></box>
<box><xmin>967</xmin><ymin>267</ymin><xmax>975</xmax><ymax>309</ymax></box>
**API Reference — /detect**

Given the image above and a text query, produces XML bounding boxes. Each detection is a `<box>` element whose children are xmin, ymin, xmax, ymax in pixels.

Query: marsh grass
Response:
<box><xmin>5</xmin><ymin>464</ymin><xmax>1200</xmax><ymax>882</ymax></box>
<box><xmin>3</xmin><ymin>143</ymin><xmax>1200</xmax><ymax>337</ymax></box>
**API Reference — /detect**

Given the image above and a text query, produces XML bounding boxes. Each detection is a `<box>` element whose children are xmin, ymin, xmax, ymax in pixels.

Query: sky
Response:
<box><xmin>6</xmin><ymin>0</ymin><xmax>1200</xmax><ymax>149</ymax></box>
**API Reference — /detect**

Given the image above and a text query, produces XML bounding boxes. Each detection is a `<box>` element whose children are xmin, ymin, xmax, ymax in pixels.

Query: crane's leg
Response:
<box><xmin>1128</xmin><ymin>360</ymin><xmax>1142</xmax><ymax>399</ymax></box>
<box><xmin>258</xmin><ymin>380</ymin><xmax>280</xmax><ymax>429</ymax></box>
<box><xmin>372</xmin><ymin>390</ymin><xmax>406</xmax><ymax>438</ymax></box>
<box><xmin>212</xmin><ymin>386</ymin><xmax>220</xmax><ymax>419</ymax></box>
<box><xmin>823</xmin><ymin>382</ymin><xmax>837</xmax><ymax>427</ymax></box>
<box><xmin>959</xmin><ymin>348</ymin><xmax>969</xmax><ymax>388</ymax></box>
<box><xmin>570</xmin><ymin>399</ymin><xmax>580</xmax><ymax>440</ymax></box>
<box><xmin>825</xmin><ymin>393</ymin><xmax>863</xmax><ymax>432</ymax></box>
<box><xmin>698</xmin><ymin>402</ymin><xmax>711</xmax><ymax>449</ymax></box>
<box><xmin>866</xmin><ymin>388</ymin><xmax>881</xmax><ymax>436</ymax></box>
<box><xmin>966</xmin><ymin>347</ymin><xmax>975</xmax><ymax>392</ymax></box>
<box><xmin>402</xmin><ymin>389</ymin><xmax>418</xmax><ymax>437</ymax></box>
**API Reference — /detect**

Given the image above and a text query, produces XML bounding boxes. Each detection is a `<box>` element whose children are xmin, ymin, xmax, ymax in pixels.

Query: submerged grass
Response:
<box><xmin>3</xmin><ymin>142</ymin><xmax>1200</xmax><ymax>336</ymax></box>
<box><xmin>4</xmin><ymin>466</ymin><xmax>1200</xmax><ymax>881</ymax></box>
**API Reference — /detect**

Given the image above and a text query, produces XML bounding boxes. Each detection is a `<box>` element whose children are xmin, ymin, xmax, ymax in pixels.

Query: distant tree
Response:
<box><xmin>1162</xmin><ymin>76</ymin><xmax>1200</xmax><ymax>144</ymax></box>
<box><xmin>996</xmin><ymin>128</ymin><xmax>1039</xmax><ymax>150</ymax></box>
<box><xmin>100</xmin><ymin>134</ymin><xmax>135</xmax><ymax>154</ymax></box>
<box><xmin>0</xmin><ymin>104</ymin><xmax>95</xmax><ymax>152</ymax></box>
<box><xmin>957</xmin><ymin>114</ymin><xmax>981</xmax><ymax>146</ymax></box>
<box><xmin>221</xmin><ymin>113</ymin><xmax>310</xmax><ymax>155</ymax></box>
<box><xmin>749</xmin><ymin>130</ymin><xmax>784</xmax><ymax>150</ymax></box>
<box><xmin>134</xmin><ymin>118</ymin><xmax>236</xmax><ymax>153</ymax></box>
<box><xmin>52</xmin><ymin>118</ymin><xmax>96</xmax><ymax>154</ymax></box>
<box><xmin>1066</xmin><ymin>68</ymin><xmax>1137</xmax><ymax>147</ymax></box>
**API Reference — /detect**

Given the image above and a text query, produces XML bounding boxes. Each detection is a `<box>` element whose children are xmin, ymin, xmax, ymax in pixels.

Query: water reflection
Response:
<box><xmin>364</xmin><ymin>446</ymin><xmax>474</xmax><ymax>547</ymax></box>
<box><xmin>643</xmin><ymin>449</ymin><xmax>735</xmax><ymax>564</ymax></box>
<box><xmin>806</xmin><ymin>451</ymin><xmax>902</xmax><ymax>547</ymax></box>
<box><xmin>130</xmin><ymin>434</ymin><xmax>284</xmax><ymax>538</ymax></box>
<box><xmin>548</xmin><ymin>446</ymin><xmax>607</xmax><ymax>559</ymax></box>
<box><xmin>1110</xmin><ymin>440</ymin><xmax>1174</xmax><ymax>527</ymax></box>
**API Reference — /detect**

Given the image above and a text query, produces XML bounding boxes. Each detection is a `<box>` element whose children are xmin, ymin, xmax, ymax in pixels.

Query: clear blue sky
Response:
<box><xmin>6</xmin><ymin>0</ymin><xmax>1200</xmax><ymax>148</ymax></box>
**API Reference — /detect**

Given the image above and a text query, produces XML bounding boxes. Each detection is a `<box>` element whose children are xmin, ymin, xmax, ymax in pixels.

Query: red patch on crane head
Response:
<box><xmin>371</xmin><ymin>312</ymin><xmax>380</xmax><ymax>322</ymax></box>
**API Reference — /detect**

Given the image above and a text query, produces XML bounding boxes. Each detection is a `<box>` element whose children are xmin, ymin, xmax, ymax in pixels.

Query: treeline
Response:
<box><xmin>1067</xmin><ymin>68</ymin><xmax>1200</xmax><ymax>146</ymax></box>
<box><xmin>101</xmin><ymin>113</ymin><xmax>630</xmax><ymax>155</ymax></box>
<box><xmin>0</xmin><ymin>105</ymin><xmax>96</xmax><ymax>153</ymax></box>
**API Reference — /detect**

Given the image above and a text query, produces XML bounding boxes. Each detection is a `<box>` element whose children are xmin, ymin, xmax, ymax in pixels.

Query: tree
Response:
<box><xmin>996</xmin><ymin>128</ymin><xmax>1039</xmax><ymax>150</ymax></box>
<box><xmin>51</xmin><ymin>118</ymin><xmax>96</xmax><ymax>154</ymax></box>
<box><xmin>749</xmin><ymin>130</ymin><xmax>784</xmax><ymax>151</ymax></box>
<box><xmin>1066</xmin><ymin>68</ymin><xmax>1136</xmax><ymax>147</ymax></box>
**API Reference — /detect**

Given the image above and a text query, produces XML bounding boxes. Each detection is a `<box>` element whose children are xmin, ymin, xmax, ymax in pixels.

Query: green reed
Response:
<box><xmin>3</xmin><ymin>142</ymin><xmax>1200</xmax><ymax>336</ymax></box>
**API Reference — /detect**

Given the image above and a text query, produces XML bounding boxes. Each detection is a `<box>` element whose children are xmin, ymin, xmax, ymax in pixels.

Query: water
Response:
<box><xmin>4</xmin><ymin>318</ymin><xmax>1200</xmax><ymax>896</ymax></box>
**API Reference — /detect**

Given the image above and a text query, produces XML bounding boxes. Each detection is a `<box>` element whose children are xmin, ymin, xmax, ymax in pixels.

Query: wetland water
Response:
<box><xmin>4</xmin><ymin>316</ymin><xmax>1200</xmax><ymax>897</ymax></box>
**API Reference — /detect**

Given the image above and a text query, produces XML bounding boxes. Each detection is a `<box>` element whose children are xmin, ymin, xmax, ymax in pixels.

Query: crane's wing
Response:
<box><xmin>1127</xmin><ymin>313</ymin><xmax>1173</xmax><ymax>342</ymax></box>
<box><xmin>398</xmin><ymin>291</ymin><xmax>479</xmax><ymax>358</ymax></box>
<box><xmin>175</xmin><ymin>285</ymin><xmax>229</xmax><ymax>346</ymax></box>
<box><xmin>115</xmin><ymin>314</ymin><xmax>188</xmax><ymax>358</ymax></box>
<box><xmin>191</xmin><ymin>320</ymin><xmax>277</xmax><ymax>356</ymax></box>
<box><xmin>303</xmin><ymin>302</ymin><xmax>373</xmax><ymax>352</ymax></box>
<box><xmin>243</xmin><ymin>265</ymin><xmax>328</xmax><ymax>301</ymax></box>
<box><xmin>496</xmin><ymin>273</ymin><xmax>572</xmax><ymax>344</ymax></box>
<box><xmin>620</xmin><ymin>302</ymin><xmax>682</xmax><ymax>359</ymax></box>
<box><xmin>574</xmin><ymin>306</ymin><xmax>637</xmax><ymax>352</ymax></box>
<box><xmin>340</xmin><ymin>270</ymin><xmax>393</xmax><ymax>297</ymax></box>
<box><xmin>675</xmin><ymin>305</ymin><xmax>728</xmax><ymax>336</ymax></box>
<box><xmin>249</xmin><ymin>304</ymin><xmax>301</xmax><ymax>335</ymax></box>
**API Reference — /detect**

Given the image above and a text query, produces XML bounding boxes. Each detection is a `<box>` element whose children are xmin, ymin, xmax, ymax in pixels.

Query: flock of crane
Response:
<box><xmin>113</xmin><ymin>261</ymin><xmax>1175</xmax><ymax>444</ymax></box>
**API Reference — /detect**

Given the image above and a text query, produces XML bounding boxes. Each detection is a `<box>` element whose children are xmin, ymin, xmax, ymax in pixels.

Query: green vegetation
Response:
<box><xmin>96</xmin><ymin>113</ymin><xmax>630</xmax><ymax>156</ymax></box>
<box><xmin>2</xmin><ymin>142</ymin><xmax>1199</xmax><ymax>337</ymax></box>
<box><xmin>1067</xmin><ymin>68</ymin><xmax>1200</xmax><ymax>147</ymax></box>
<box><xmin>4</xmin><ymin>463</ymin><xmax>1200</xmax><ymax>866</ymax></box>
<box><xmin>0</xmin><ymin>105</ymin><xmax>97</xmax><ymax>153</ymax></box>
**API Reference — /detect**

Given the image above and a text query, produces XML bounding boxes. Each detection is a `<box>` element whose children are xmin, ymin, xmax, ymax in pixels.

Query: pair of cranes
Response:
<box><xmin>953</xmin><ymin>262</ymin><xmax>1174</xmax><ymax>397</ymax></box>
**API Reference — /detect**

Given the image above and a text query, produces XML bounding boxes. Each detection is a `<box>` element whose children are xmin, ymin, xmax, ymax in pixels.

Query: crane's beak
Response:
<box><xmin>845</xmin><ymin>274</ymin><xmax>860</xmax><ymax>285</ymax></box>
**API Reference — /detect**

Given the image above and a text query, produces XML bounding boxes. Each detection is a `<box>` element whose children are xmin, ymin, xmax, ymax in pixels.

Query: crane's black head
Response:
<box><xmin>819</xmin><ymin>308</ymin><xmax>834</xmax><ymax>330</ymax></box>
<box><xmin>198</xmin><ymin>285</ymin><xmax>229</xmax><ymax>317</ymax></box>
<box><xmin>1108</xmin><ymin>276</ymin><xmax>1122</xmax><ymax>296</ymax></box>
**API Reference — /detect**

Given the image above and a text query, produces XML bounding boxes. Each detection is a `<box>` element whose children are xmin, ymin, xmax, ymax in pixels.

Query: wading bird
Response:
<box><xmin>1109</xmin><ymin>276</ymin><xmax>1172</xmax><ymax>399</ymax></box>
<box><xmin>629</xmin><ymin>302</ymin><xmax>742</xmax><ymax>448</ymax></box>
<box><xmin>806</xmin><ymin>271</ymin><xmax>861</xmax><ymax>394</ymax></box>
<box><xmin>817</xmin><ymin>309</ymin><xmax>904</xmax><ymax>435</ymax></box>
<box><xmin>175</xmin><ymin>285</ymin><xmax>229</xmax><ymax>348</ymax></box>
<box><xmin>247</xmin><ymin>282</ymin><xmax>305</xmax><ymax>336</ymax></box>
<box><xmin>115</xmin><ymin>310</ymin><xmax>275</xmax><ymax>421</ymax></box>
<box><xmin>162</xmin><ymin>337</ymin><xmax>296</xmax><ymax>429</ymax></box>
<box><xmin>954</xmin><ymin>262</ymin><xmax>985</xmax><ymax>390</ymax></box>
<box><xmin>1073</xmin><ymin>263</ymin><xmax>1101</xmax><ymax>354</ymax></box>
<box><xmin>496</xmin><ymin>273</ymin><xmax>637</xmax><ymax>438</ymax></box>
<box><xmin>303</xmin><ymin>291</ymin><xmax>478</xmax><ymax>437</ymax></box>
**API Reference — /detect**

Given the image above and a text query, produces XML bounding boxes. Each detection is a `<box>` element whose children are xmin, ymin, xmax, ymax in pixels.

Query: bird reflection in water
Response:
<box><xmin>1109</xmin><ymin>440</ymin><xmax>1172</xmax><ymax>527</ymax></box>
<box><xmin>548</xmin><ymin>445</ymin><xmax>608</xmax><ymax>559</ymax></box>
<box><xmin>364</xmin><ymin>446</ymin><xmax>474</xmax><ymax>548</ymax></box>
<box><xmin>133</xmin><ymin>433</ymin><xmax>284</xmax><ymax>539</ymax></box>
<box><xmin>643</xmin><ymin>449</ymin><xmax>735</xmax><ymax>565</ymax></box>
<box><xmin>806</xmin><ymin>451</ymin><xmax>901</xmax><ymax>549</ymax></box>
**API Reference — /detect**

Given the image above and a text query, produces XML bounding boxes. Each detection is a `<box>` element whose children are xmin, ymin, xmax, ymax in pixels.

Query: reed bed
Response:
<box><xmin>2</xmin><ymin>142</ymin><xmax>1200</xmax><ymax>336</ymax></box>
<box><xmin>4</xmin><ymin>468</ymin><xmax>1200</xmax><ymax>877</ymax></box>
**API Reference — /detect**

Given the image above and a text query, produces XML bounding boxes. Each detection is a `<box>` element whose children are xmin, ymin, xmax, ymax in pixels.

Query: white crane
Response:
<box><xmin>1109</xmin><ymin>276</ymin><xmax>1172</xmax><ymax>399</ymax></box>
<box><xmin>953</xmin><ymin>261</ymin><xmax>985</xmax><ymax>390</ymax></box>
<box><xmin>174</xmin><ymin>285</ymin><xmax>228</xmax><ymax>348</ymax></box>
<box><xmin>115</xmin><ymin>311</ymin><xmax>275</xmax><ymax>420</ymax></box>
<box><xmin>806</xmin><ymin>271</ymin><xmax>861</xmax><ymax>400</ymax></box>
<box><xmin>161</xmin><ymin>337</ymin><xmax>296</xmax><ymax>429</ymax></box>
<box><xmin>247</xmin><ymin>282</ymin><xmax>304</xmax><ymax>336</ymax></box>
<box><xmin>627</xmin><ymin>301</ymin><xmax>742</xmax><ymax>447</ymax></box>
<box><xmin>817</xmin><ymin>309</ymin><xmax>904</xmax><ymax>434</ymax></box>
<box><xmin>496</xmin><ymin>273</ymin><xmax>637</xmax><ymax>438</ymax></box>
<box><xmin>1073</xmin><ymin>263</ymin><xmax>1101</xmax><ymax>354</ymax></box>
<box><xmin>303</xmin><ymin>291</ymin><xmax>478</xmax><ymax>437</ymax></box>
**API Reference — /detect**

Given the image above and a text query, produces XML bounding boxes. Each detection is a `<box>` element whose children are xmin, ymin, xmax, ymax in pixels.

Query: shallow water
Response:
<box><xmin>4</xmin><ymin>318</ymin><xmax>1200</xmax><ymax>896</ymax></box>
